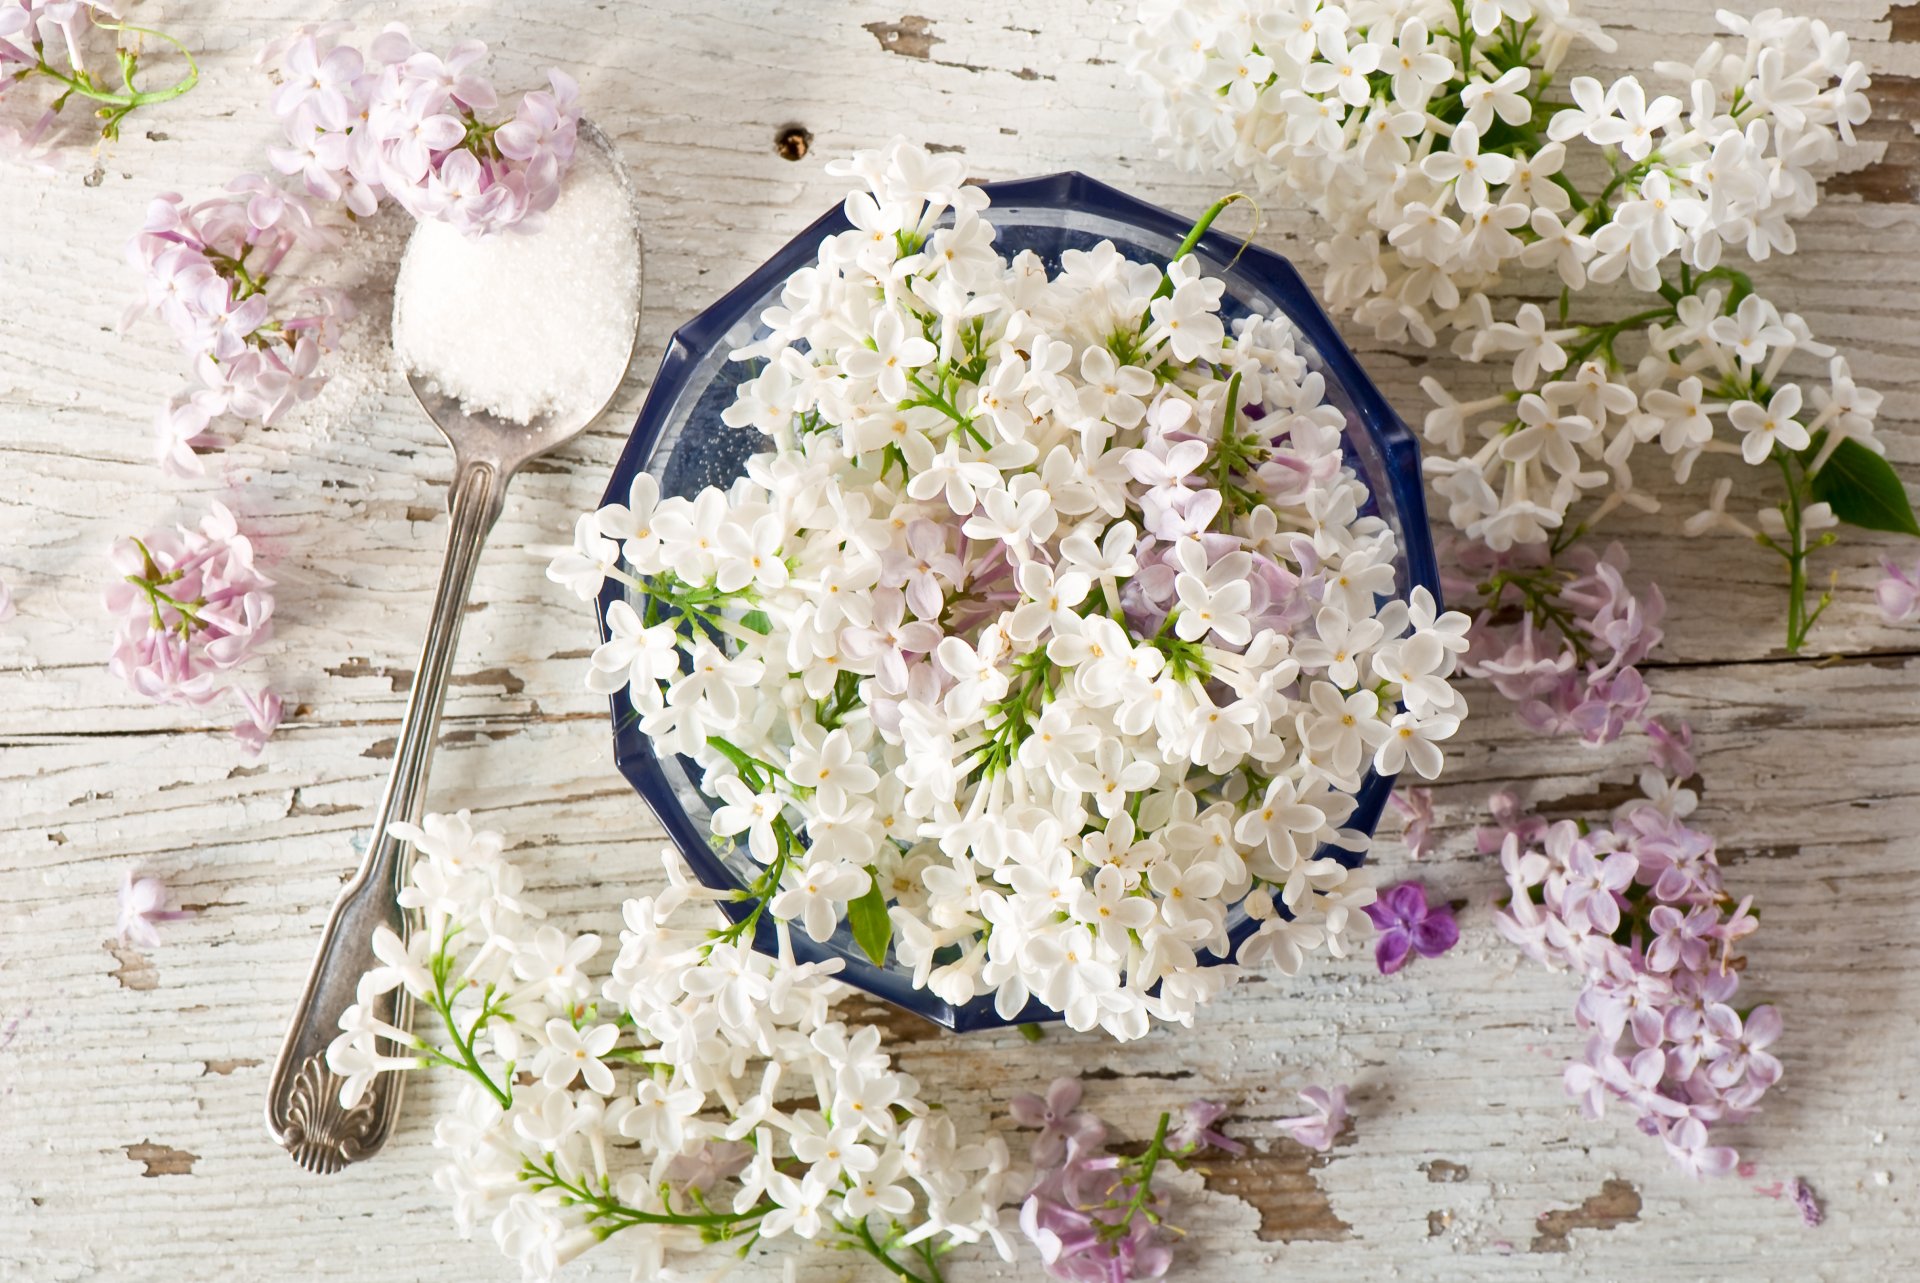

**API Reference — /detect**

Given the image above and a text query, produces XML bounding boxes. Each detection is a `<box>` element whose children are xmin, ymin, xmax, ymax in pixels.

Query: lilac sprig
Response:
<box><xmin>1489</xmin><ymin>729</ymin><xmax>1778</xmax><ymax>1177</ymax></box>
<box><xmin>259</xmin><ymin>23</ymin><xmax>580</xmax><ymax>235</ymax></box>
<box><xmin>0</xmin><ymin>1</ymin><xmax>198</xmax><ymax>162</ymax></box>
<box><xmin>1453</xmin><ymin>538</ymin><xmax>1663</xmax><ymax>746</ymax></box>
<box><xmin>104</xmin><ymin>501</ymin><xmax>281</xmax><ymax>754</ymax></box>
<box><xmin>1009</xmin><ymin>1078</ymin><xmax>1242</xmax><ymax>1281</ymax></box>
<box><xmin>124</xmin><ymin>182</ymin><xmax>346</xmax><ymax>475</ymax></box>
<box><xmin>120</xmin><ymin>23</ymin><xmax>584</xmax><ymax>475</ymax></box>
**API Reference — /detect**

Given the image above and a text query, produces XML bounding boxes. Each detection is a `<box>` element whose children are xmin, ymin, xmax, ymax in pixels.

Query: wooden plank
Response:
<box><xmin>1</xmin><ymin>1</ymin><xmax>1917</xmax><ymax>1279</ymax></box>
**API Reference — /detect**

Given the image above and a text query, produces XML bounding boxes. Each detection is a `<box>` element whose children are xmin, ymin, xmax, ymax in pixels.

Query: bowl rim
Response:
<box><xmin>593</xmin><ymin>170</ymin><xmax>1438</xmax><ymax>1032</ymax></box>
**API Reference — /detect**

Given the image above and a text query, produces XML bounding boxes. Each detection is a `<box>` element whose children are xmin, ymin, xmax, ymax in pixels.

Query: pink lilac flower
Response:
<box><xmin>1463</xmin><ymin>541</ymin><xmax>1664</xmax><ymax>747</ymax></box>
<box><xmin>125</xmin><ymin>182</ymin><xmax>348</xmax><ymax>472</ymax></box>
<box><xmin>1560</xmin><ymin>849</ymin><xmax>1635</xmax><ymax>934</ymax></box>
<box><xmin>1009</xmin><ymin>1077</ymin><xmax>1099</xmax><ymax>1168</ymax></box>
<box><xmin>1789</xmin><ymin>1176</ymin><xmax>1824</xmax><ymax>1227</ymax></box>
<box><xmin>1362</xmin><ymin>879</ymin><xmax>1459</xmax><ymax>974</ymax></box>
<box><xmin>1168</xmin><ymin>1099</ymin><xmax>1244</xmax><ymax>1155</ymax></box>
<box><xmin>117</xmin><ymin>867</ymin><xmax>193</xmax><ymax>948</ymax></box>
<box><xmin>1476</xmin><ymin>787</ymin><xmax>1548</xmax><ymax>854</ymax></box>
<box><xmin>1390</xmin><ymin>786</ymin><xmax>1436</xmax><ymax>859</ymax></box>
<box><xmin>1646</xmin><ymin>903</ymin><xmax>1716</xmax><ymax>973</ymax></box>
<box><xmin>1561</xmin><ymin>545</ymin><xmax>1666</xmax><ymax>678</ymax></box>
<box><xmin>1276</xmin><ymin>1083</ymin><xmax>1348</xmax><ymax>1152</ymax></box>
<box><xmin>262</xmin><ymin>24</ymin><xmax>580</xmax><ymax>236</ymax></box>
<box><xmin>1878</xmin><ymin>556</ymin><xmax>1920</xmax><ymax>624</ymax></box>
<box><xmin>1664</xmin><ymin>1117</ymin><xmax>1738</xmax><ymax>1178</ymax></box>
<box><xmin>232</xmin><ymin>686</ymin><xmax>284</xmax><ymax>757</ymax></box>
<box><xmin>128</xmin><ymin>25</ymin><xmax>580</xmax><ymax>476</ymax></box>
<box><xmin>1471</xmin><ymin>616</ymin><xmax>1576</xmax><ymax>701</ymax></box>
<box><xmin>1706</xmin><ymin>1005</ymin><xmax>1782</xmax><ymax>1090</ymax></box>
<box><xmin>1488</xmin><ymin>729</ymin><xmax>1780</xmax><ymax>1177</ymax></box>
<box><xmin>1010</xmin><ymin>1078</ymin><xmax>1237</xmax><ymax>1281</ymax></box>
<box><xmin>1518</xmin><ymin>665</ymin><xmax>1649</xmax><ymax>744</ymax></box>
<box><xmin>105</xmin><ymin>502</ymin><xmax>281</xmax><ymax>752</ymax></box>
<box><xmin>1644</xmin><ymin>716</ymin><xmax>1696</xmax><ymax>777</ymax></box>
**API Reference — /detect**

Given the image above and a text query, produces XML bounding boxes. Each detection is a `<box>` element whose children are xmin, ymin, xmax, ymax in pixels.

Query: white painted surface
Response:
<box><xmin>1</xmin><ymin>2</ymin><xmax>1917</xmax><ymax>1279</ymax></box>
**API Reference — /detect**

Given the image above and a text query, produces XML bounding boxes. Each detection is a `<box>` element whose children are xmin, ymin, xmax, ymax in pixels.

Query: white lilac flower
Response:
<box><xmin>548</xmin><ymin>140</ymin><xmax>1471</xmax><ymax>1040</ymax></box>
<box><xmin>331</xmin><ymin>815</ymin><xmax>1031</xmax><ymax>1277</ymax></box>
<box><xmin>1124</xmin><ymin>1</ymin><xmax>1888</xmax><ymax>639</ymax></box>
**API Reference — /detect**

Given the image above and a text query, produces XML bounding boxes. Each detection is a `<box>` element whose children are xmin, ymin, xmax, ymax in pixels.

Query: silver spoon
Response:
<box><xmin>265</xmin><ymin>123</ymin><xmax>643</xmax><ymax>1173</ymax></box>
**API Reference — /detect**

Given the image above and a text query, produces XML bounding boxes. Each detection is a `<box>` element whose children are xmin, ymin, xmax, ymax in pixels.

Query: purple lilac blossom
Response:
<box><xmin>1276</xmin><ymin>1084</ymin><xmax>1348</xmax><ymax>1152</ymax></box>
<box><xmin>1461</xmin><ymin>541</ymin><xmax>1664</xmax><ymax>747</ymax></box>
<box><xmin>1169</xmin><ymin>1099</ymin><xmax>1244</xmax><ymax>1155</ymax></box>
<box><xmin>1390</xmin><ymin>786</ymin><xmax>1436</xmax><ymax>859</ymax></box>
<box><xmin>262</xmin><ymin>25</ymin><xmax>580</xmax><ymax>233</ymax></box>
<box><xmin>127</xmin><ymin>25</ymin><xmax>583</xmax><ymax>476</ymax></box>
<box><xmin>105</xmin><ymin>502</ymin><xmax>281</xmax><ymax>752</ymax></box>
<box><xmin>126</xmin><ymin>183</ymin><xmax>348</xmax><ymax>475</ymax></box>
<box><xmin>1490</xmin><ymin>723</ymin><xmax>1781</xmax><ymax>1177</ymax></box>
<box><xmin>1010</xmin><ymin>1077</ymin><xmax>1098</xmax><ymax>1168</ymax></box>
<box><xmin>1644</xmin><ymin>716</ymin><xmax>1697</xmax><ymax>777</ymax></box>
<box><xmin>1789</xmin><ymin>1176</ymin><xmax>1824</xmax><ymax>1227</ymax></box>
<box><xmin>1476</xmin><ymin>787</ymin><xmax>1548</xmax><ymax>854</ymax></box>
<box><xmin>1010</xmin><ymin>1077</ymin><xmax>1240</xmax><ymax>1280</ymax></box>
<box><xmin>1362</xmin><ymin>879</ymin><xmax>1459</xmax><ymax>974</ymax></box>
<box><xmin>233</xmin><ymin>687</ymin><xmax>284</xmax><ymax>757</ymax></box>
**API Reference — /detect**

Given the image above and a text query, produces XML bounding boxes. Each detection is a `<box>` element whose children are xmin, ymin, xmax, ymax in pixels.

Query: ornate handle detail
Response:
<box><xmin>265</xmin><ymin>459</ymin><xmax>508</xmax><ymax>1171</ymax></box>
<box><xmin>281</xmin><ymin>1053</ymin><xmax>383</xmax><ymax>1174</ymax></box>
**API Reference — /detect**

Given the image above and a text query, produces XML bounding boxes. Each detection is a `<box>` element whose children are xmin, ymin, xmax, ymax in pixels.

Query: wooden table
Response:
<box><xmin>3</xmin><ymin>2</ymin><xmax>1916</xmax><ymax>1279</ymax></box>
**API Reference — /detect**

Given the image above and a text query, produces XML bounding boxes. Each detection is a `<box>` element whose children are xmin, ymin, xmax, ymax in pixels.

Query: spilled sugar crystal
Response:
<box><xmin>393</xmin><ymin>138</ymin><xmax>640</xmax><ymax>426</ymax></box>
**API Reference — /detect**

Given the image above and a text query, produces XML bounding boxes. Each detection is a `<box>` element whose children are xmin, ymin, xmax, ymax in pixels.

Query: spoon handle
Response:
<box><xmin>266</xmin><ymin>458</ymin><xmax>509</xmax><ymax>1172</ymax></box>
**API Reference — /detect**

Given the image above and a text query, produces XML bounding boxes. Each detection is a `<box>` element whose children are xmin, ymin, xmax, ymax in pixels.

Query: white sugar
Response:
<box><xmin>393</xmin><ymin>139</ymin><xmax>641</xmax><ymax>426</ymax></box>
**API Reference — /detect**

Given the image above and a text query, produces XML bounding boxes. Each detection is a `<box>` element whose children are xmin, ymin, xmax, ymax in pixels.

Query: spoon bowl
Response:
<box><xmin>400</xmin><ymin>121</ymin><xmax>641</xmax><ymax>465</ymax></box>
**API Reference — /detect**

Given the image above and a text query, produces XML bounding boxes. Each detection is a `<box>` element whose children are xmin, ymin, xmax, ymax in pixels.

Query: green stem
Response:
<box><xmin>1151</xmin><ymin>193</ymin><xmax>1250</xmax><ymax>305</ymax></box>
<box><xmin>1449</xmin><ymin>0</ymin><xmax>1477</xmax><ymax>70</ymax></box>
<box><xmin>848</xmin><ymin>1219</ymin><xmax>941</xmax><ymax>1283</ymax></box>
<box><xmin>709</xmin><ymin>820</ymin><xmax>796</xmax><ymax>949</ymax></box>
<box><xmin>522</xmin><ymin>1154</ymin><xmax>773</xmax><ymax>1237</ymax></box>
<box><xmin>905</xmin><ymin>371</ymin><xmax>987</xmax><ymax>447</ymax></box>
<box><xmin>1772</xmin><ymin>450</ymin><xmax>1823</xmax><ymax>654</ymax></box>
<box><xmin>426</xmin><ymin>951</ymin><xmax>512</xmax><ymax>1108</ymax></box>
<box><xmin>1479</xmin><ymin>566</ymin><xmax>1596</xmax><ymax>664</ymax></box>
<box><xmin>1562</xmin><ymin>305</ymin><xmax>1679</xmax><ymax>371</ymax></box>
<box><xmin>972</xmin><ymin>650</ymin><xmax>1058</xmax><ymax>781</ymax></box>
<box><xmin>1099</xmin><ymin>1111</ymin><xmax>1172</xmax><ymax>1244</ymax></box>
<box><xmin>30</xmin><ymin>20</ymin><xmax>199</xmax><ymax>139</ymax></box>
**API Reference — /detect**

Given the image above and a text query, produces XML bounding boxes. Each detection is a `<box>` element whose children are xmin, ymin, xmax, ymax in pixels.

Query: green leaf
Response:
<box><xmin>1805</xmin><ymin>433</ymin><xmax>1920</xmax><ymax>537</ymax></box>
<box><xmin>738</xmin><ymin>609</ymin><xmax>772</xmax><ymax>635</ymax></box>
<box><xmin>846</xmin><ymin>871</ymin><xmax>892</xmax><ymax>966</ymax></box>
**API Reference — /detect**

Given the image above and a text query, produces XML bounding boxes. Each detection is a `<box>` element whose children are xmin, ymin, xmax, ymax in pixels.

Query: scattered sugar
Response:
<box><xmin>392</xmin><ymin>139</ymin><xmax>641</xmax><ymax>426</ymax></box>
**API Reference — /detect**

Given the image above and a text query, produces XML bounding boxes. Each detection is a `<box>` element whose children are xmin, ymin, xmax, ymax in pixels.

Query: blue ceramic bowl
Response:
<box><xmin>595</xmin><ymin>171</ymin><xmax>1441</xmax><ymax>1031</ymax></box>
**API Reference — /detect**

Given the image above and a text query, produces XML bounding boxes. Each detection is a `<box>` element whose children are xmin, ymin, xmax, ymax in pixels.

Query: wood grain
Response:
<box><xmin>2</xmin><ymin>2</ymin><xmax>1917</xmax><ymax>1281</ymax></box>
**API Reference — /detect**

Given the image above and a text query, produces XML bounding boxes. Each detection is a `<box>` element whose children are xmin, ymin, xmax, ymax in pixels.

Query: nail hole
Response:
<box><xmin>775</xmin><ymin>125</ymin><xmax>813</xmax><ymax>162</ymax></box>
